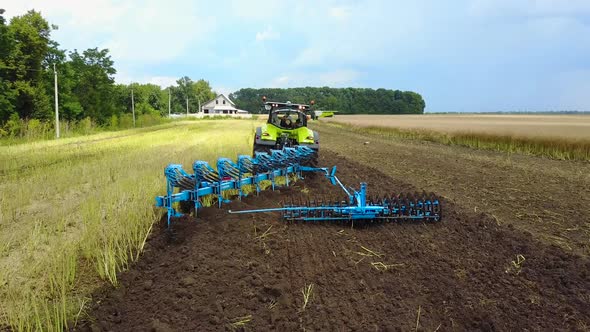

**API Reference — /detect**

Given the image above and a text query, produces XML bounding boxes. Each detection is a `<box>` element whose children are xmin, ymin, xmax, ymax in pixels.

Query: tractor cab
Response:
<box><xmin>265</xmin><ymin>101</ymin><xmax>310</xmax><ymax>129</ymax></box>
<box><xmin>253</xmin><ymin>98</ymin><xmax>320</xmax><ymax>157</ymax></box>
<box><xmin>270</xmin><ymin>110</ymin><xmax>307</xmax><ymax>129</ymax></box>
<box><xmin>264</xmin><ymin>100</ymin><xmax>316</xmax><ymax>121</ymax></box>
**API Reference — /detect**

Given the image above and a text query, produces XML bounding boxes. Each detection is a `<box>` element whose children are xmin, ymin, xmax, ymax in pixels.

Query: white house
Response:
<box><xmin>201</xmin><ymin>94</ymin><xmax>249</xmax><ymax>115</ymax></box>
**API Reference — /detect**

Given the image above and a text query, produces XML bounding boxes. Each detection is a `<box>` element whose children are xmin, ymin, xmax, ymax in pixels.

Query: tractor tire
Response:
<box><xmin>308</xmin><ymin>150</ymin><xmax>319</xmax><ymax>167</ymax></box>
<box><xmin>303</xmin><ymin>150</ymin><xmax>319</xmax><ymax>178</ymax></box>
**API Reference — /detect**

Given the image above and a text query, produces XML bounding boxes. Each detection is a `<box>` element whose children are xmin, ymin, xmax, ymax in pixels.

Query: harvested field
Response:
<box><xmin>324</xmin><ymin>114</ymin><xmax>590</xmax><ymax>139</ymax></box>
<box><xmin>79</xmin><ymin>149</ymin><xmax>590</xmax><ymax>331</ymax></box>
<box><xmin>322</xmin><ymin>115</ymin><xmax>590</xmax><ymax>161</ymax></box>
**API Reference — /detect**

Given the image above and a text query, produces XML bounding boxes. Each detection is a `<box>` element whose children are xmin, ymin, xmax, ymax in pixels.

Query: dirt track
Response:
<box><xmin>79</xmin><ymin>151</ymin><xmax>590</xmax><ymax>331</ymax></box>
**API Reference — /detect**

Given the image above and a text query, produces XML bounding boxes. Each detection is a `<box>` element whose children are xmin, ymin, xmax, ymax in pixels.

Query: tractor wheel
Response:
<box><xmin>303</xmin><ymin>150</ymin><xmax>319</xmax><ymax>178</ymax></box>
<box><xmin>308</xmin><ymin>150</ymin><xmax>319</xmax><ymax>167</ymax></box>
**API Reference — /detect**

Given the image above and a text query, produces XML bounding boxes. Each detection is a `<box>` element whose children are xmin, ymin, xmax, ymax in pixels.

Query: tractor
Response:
<box><xmin>253</xmin><ymin>97</ymin><xmax>319</xmax><ymax>165</ymax></box>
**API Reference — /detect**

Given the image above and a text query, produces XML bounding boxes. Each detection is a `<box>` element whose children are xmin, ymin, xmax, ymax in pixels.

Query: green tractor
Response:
<box><xmin>253</xmin><ymin>98</ymin><xmax>319</xmax><ymax>165</ymax></box>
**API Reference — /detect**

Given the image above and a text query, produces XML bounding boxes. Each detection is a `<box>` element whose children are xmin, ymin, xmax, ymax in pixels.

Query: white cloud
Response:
<box><xmin>270</xmin><ymin>69</ymin><xmax>363</xmax><ymax>88</ymax></box>
<box><xmin>230</xmin><ymin>0</ymin><xmax>283</xmax><ymax>19</ymax></box>
<box><xmin>272</xmin><ymin>76</ymin><xmax>290</xmax><ymax>86</ymax></box>
<box><xmin>212</xmin><ymin>85</ymin><xmax>236</xmax><ymax>97</ymax></box>
<box><xmin>290</xmin><ymin>2</ymin><xmax>427</xmax><ymax>67</ymax></box>
<box><xmin>329</xmin><ymin>6</ymin><xmax>351</xmax><ymax>19</ymax></box>
<box><xmin>4</xmin><ymin>0</ymin><xmax>214</xmax><ymax>64</ymax></box>
<box><xmin>115</xmin><ymin>71</ymin><xmax>178</xmax><ymax>87</ymax></box>
<box><xmin>318</xmin><ymin>69</ymin><xmax>362</xmax><ymax>86</ymax></box>
<box><xmin>469</xmin><ymin>0</ymin><xmax>590</xmax><ymax>18</ymax></box>
<box><xmin>256</xmin><ymin>25</ymin><xmax>280</xmax><ymax>41</ymax></box>
<box><xmin>293</xmin><ymin>47</ymin><xmax>324</xmax><ymax>66</ymax></box>
<box><xmin>148</xmin><ymin>76</ymin><xmax>179</xmax><ymax>88</ymax></box>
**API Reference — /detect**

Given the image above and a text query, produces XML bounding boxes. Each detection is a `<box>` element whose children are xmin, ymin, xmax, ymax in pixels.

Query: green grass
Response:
<box><xmin>318</xmin><ymin>122</ymin><xmax>590</xmax><ymax>161</ymax></box>
<box><xmin>0</xmin><ymin>119</ymin><xmax>259</xmax><ymax>330</ymax></box>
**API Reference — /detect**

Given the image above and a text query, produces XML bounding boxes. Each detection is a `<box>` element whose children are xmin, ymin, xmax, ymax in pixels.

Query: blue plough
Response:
<box><xmin>155</xmin><ymin>146</ymin><xmax>441</xmax><ymax>226</ymax></box>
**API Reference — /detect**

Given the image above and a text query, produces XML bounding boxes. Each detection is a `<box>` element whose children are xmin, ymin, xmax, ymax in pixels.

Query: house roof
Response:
<box><xmin>202</xmin><ymin>94</ymin><xmax>235</xmax><ymax>108</ymax></box>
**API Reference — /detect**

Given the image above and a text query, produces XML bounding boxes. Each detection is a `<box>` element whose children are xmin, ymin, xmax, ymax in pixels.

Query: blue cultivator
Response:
<box><xmin>229</xmin><ymin>167</ymin><xmax>441</xmax><ymax>222</ymax></box>
<box><xmin>155</xmin><ymin>146</ymin><xmax>441</xmax><ymax>226</ymax></box>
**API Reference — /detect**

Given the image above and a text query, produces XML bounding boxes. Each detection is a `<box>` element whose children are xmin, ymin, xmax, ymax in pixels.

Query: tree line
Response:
<box><xmin>0</xmin><ymin>9</ymin><xmax>216</xmax><ymax>136</ymax></box>
<box><xmin>229</xmin><ymin>87</ymin><xmax>426</xmax><ymax>114</ymax></box>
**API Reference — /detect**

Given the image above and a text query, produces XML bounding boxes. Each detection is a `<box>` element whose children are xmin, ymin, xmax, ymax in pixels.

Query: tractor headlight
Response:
<box><xmin>306</xmin><ymin>135</ymin><xmax>314</xmax><ymax>140</ymax></box>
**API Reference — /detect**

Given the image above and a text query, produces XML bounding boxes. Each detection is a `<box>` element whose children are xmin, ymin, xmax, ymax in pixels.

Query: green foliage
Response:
<box><xmin>119</xmin><ymin>114</ymin><xmax>134</xmax><ymax>129</ymax></box>
<box><xmin>5</xmin><ymin>112</ymin><xmax>22</xmax><ymax>136</ymax></box>
<box><xmin>5</xmin><ymin>10</ymin><xmax>53</xmax><ymax>120</ymax></box>
<box><xmin>0</xmin><ymin>79</ymin><xmax>16</xmax><ymax>120</ymax></box>
<box><xmin>0</xmin><ymin>9</ymin><xmax>16</xmax><ymax>121</ymax></box>
<box><xmin>108</xmin><ymin>114</ymin><xmax>119</xmax><ymax>129</ymax></box>
<box><xmin>170</xmin><ymin>77</ymin><xmax>216</xmax><ymax>114</ymax></box>
<box><xmin>68</xmin><ymin>48</ymin><xmax>117</xmax><ymax>123</ymax></box>
<box><xmin>230</xmin><ymin>87</ymin><xmax>426</xmax><ymax>114</ymax></box>
<box><xmin>62</xmin><ymin>100</ymin><xmax>84</xmax><ymax>120</ymax></box>
<box><xmin>137</xmin><ymin>113</ymin><xmax>165</xmax><ymax>127</ymax></box>
<box><xmin>78</xmin><ymin>116</ymin><xmax>93</xmax><ymax>134</ymax></box>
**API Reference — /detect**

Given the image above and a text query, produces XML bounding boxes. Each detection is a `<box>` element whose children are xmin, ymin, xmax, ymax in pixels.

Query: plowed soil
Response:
<box><xmin>78</xmin><ymin>150</ymin><xmax>590</xmax><ymax>331</ymax></box>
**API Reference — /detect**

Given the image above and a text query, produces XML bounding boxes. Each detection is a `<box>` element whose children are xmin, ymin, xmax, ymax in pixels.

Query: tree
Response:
<box><xmin>230</xmin><ymin>87</ymin><xmax>426</xmax><ymax>114</ymax></box>
<box><xmin>0</xmin><ymin>9</ymin><xmax>182</xmax><ymax>128</ymax></box>
<box><xmin>0</xmin><ymin>9</ymin><xmax>16</xmax><ymax>122</ymax></box>
<box><xmin>7</xmin><ymin>10</ymin><xmax>53</xmax><ymax>120</ymax></box>
<box><xmin>69</xmin><ymin>48</ymin><xmax>117</xmax><ymax>123</ymax></box>
<box><xmin>170</xmin><ymin>77</ymin><xmax>215</xmax><ymax>114</ymax></box>
<box><xmin>191</xmin><ymin>79</ymin><xmax>216</xmax><ymax>111</ymax></box>
<box><xmin>126</xmin><ymin>83</ymin><xmax>167</xmax><ymax>116</ymax></box>
<box><xmin>172</xmin><ymin>76</ymin><xmax>192</xmax><ymax>113</ymax></box>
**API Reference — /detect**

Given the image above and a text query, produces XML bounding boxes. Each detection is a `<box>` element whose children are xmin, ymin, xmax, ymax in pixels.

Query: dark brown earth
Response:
<box><xmin>313</xmin><ymin>123</ymin><xmax>590</xmax><ymax>257</ymax></box>
<box><xmin>78</xmin><ymin>150</ymin><xmax>590</xmax><ymax>331</ymax></box>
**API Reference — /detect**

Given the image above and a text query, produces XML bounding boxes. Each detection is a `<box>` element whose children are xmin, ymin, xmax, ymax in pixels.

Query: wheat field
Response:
<box><xmin>323</xmin><ymin>114</ymin><xmax>590</xmax><ymax>139</ymax></box>
<box><xmin>319</xmin><ymin>114</ymin><xmax>590</xmax><ymax>160</ymax></box>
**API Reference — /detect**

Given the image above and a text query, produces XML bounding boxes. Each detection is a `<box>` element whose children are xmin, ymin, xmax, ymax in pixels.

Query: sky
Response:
<box><xmin>3</xmin><ymin>0</ymin><xmax>590</xmax><ymax>112</ymax></box>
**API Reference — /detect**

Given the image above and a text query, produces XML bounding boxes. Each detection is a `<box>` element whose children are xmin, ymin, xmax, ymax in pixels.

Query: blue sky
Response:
<box><xmin>5</xmin><ymin>0</ymin><xmax>590</xmax><ymax>112</ymax></box>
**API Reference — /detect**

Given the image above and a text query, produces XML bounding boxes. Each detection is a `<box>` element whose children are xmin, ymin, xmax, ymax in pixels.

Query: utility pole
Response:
<box><xmin>168</xmin><ymin>87</ymin><xmax>171</xmax><ymax>117</ymax></box>
<box><xmin>198</xmin><ymin>97</ymin><xmax>201</xmax><ymax>114</ymax></box>
<box><xmin>131</xmin><ymin>88</ymin><xmax>136</xmax><ymax>127</ymax></box>
<box><xmin>184</xmin><ymin>76</ymin><xmax>189</xmax><ymax>117</ymax></box>
<box><xmin>53</xmin><ymin>63</ymin><xmax>60</xmax><ymax>138</ymax></box>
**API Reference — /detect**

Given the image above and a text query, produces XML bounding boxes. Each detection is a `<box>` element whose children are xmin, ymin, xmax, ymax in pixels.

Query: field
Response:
<box><xmin>2</xmin><ymin>118</ymin><xmax>590</xmax><ymax>331</ymax></box>
<box><xmin>0</xmin><ymin>120</ymin><xmax>256</xmax><ymax>330</ymax></box>
<box><xmin>324</xmin><ymin>114</ymin><xmax>590</xmax><ymax>161</ymax></box>
<box><xmin>323</xmin><ymin>114</ymin><xmax>590</xmax><ymax>139</ymax></box>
